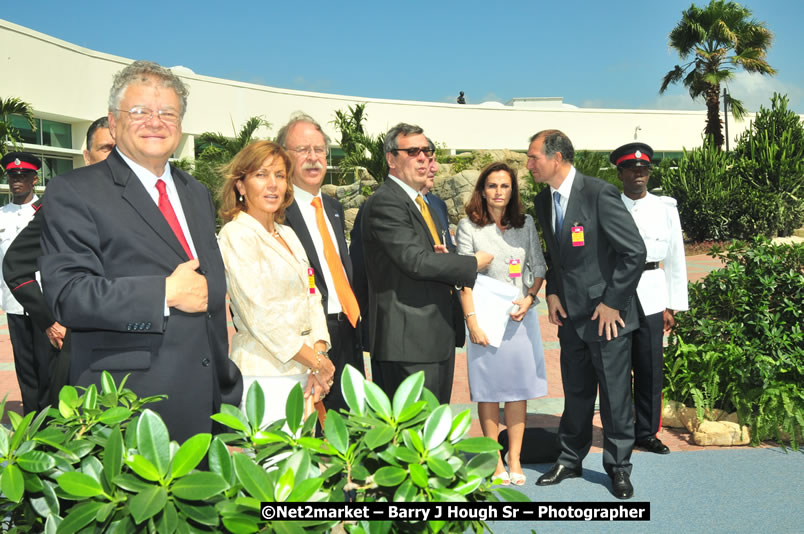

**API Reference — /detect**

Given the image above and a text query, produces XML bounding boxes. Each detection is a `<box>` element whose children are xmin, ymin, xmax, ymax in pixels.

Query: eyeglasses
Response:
<box><xmin>116</xmin><ymin>107</ymin><xmax>181</xmax><ymax>125</ymax></box>
<box><xmin>393</xmin><ymin>146</ymin><xmax>435</xmax><ymax>158</ymax></box>
<box><xmin>287</xmin><ymin>145</ymin><xmax>327</xmax><ymax>157</ymax></box>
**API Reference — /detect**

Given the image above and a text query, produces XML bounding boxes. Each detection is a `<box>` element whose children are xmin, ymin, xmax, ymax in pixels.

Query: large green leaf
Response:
<box><xmin>464</xmin><ymin>452</ymin><xmax>498</xmax><ymax>479</ymax></box>
<box><xmin>171</xmin><ymin>433</ymin><xmax>211</xmax><ymax>479</ymax></box>
<box><xmin>396</xmin><ymin>400</ymin><xmax>427</xmax><ymax>423</ymax></box>
<box><xmin>57</xmin><ymin>471</ymin><xmax>104</xmax><ymax>498</ymax></box>
<box><xmin>125</xmin><ymin>455</ymin><xmax>162</xmax><ymax>482</ymax></box>
<box><xmin>9</xmin><ymin>411</ymin><xmax>34</xmax><ymax>453</ymax></box>
<box><xmin>113</xmin><ymin>473</ymin><xmax>154</xmax><ymax>493</ymax></box>
<box><xmin>1</xmin><ymin>463</ymin><xmax>24</xmax><ymax>502</ymax></box>
<box><xmin>97</xmin><ymin>407</ymin><xmax>132</xmax><ymax>426</ymax></box>
<box><xmin>31</xmin><ymin>479</ymin><xmax>59</xmax><ymax>517</ymax></box>
<box><xmin>155</xmin><ymin>500</ymin><xmax>178</xmax><ymax>534</ymax></box>
<box><xmin>392</xmin><ymin>371</ymin><xmax>424</xmax><ymax>418</ymax></box>
<box><xmin>208</xmin><ymin>437</ymin><xmax>233</xmax><ymax>485</ymax></box>
<box><xmin>82</xmin><ymin>384</ymin><xmax>98</xmax><ymax>411</ymax></box>
<box><xmin>364</xmin><ymin>381</ymin><xmax>392</xmax><ymax>420</ymax></box>
<box><xmin>282</xmin><ymin>450</ymin><xmax>311</xmax><ymax>482</ymax></box>
<box><xmin>402</xmin><ymin>429</ymin><xmax>425</xmax><ymax>454</ymax></box>
<box><xmin>17</xmin><ymin>450</ymin><xmax>56</xmax><ymax>473</ymax></box>
<box><xmin>0</xmin><ymin>426</ymin><xmax>9</xmax><ymax>456</ymax></box>
<box><xmin>129</xmin><ymin>486</ymin><xmax>167</xmax><ymax>524</ymax></box>
<box><xmin>341</xmin><ymin>364</ymin><xmax>366</xmax><ymax>416</ymax></box>
<box><xmin>323</xmin><ymin>411</ymin><xmax>348</xmax><ymax>455</ymax></box>
<box><xmin>222</xmin><ymin>515</ymin><xmax>260</xmax><ymax>534</ymax></box>
<box><xmin>174</xmin><ymin>499</ymin><xmax>220</xmax><ymax>527</ymax></box>
<box><xmin>285</xmin><ymin>383</ymin><xmax>304</xmax><ymax>435</ymax></box>
<box><xmin>232</xmin><ymin>453</ymin><xmax>273</xmax><ymax>501</ymax></box>
<box><xmin>423</xmin><ymin>404</ymin><xmax>452</xmax><ymax>450</ymax></box>
<box><xmin>274</xmin><ymin>467</ymin><xmax>294</xmax><ymax>502</ymax></box>
<box><xmin>392</xmin><ymin>478</ymin><xmax>416</xmax><ymax>502</ymax></box>
<box><xmin>245</xmin><ymin>381</ymin><xmax>266</xmax><ymax>431</ymax></box>
<box><xmin>363</xmin><ymin>424</ymin><xmax>394</xmax><ymax>450</ymax></box>
<box><xmin>495</xmin><ymin>487</ymin><xmax>531</xmax><ymax>502</ymax></box>
<box><xmin>287</xmin><ymin>477</ymin><xmax>323</xmax><ymax>502</ymax></box>
<box><xmin>172</xmin><ymin>471</ymin><xmax>228</xmax><ymax>501</ymax></box>
<box><xmin>57</xmin><ymin>500</ymin><xmax>103</xmax><ymax>533</ymax></box>
<box><xmin>373</xmin><ymin>466</ymin><xmax>407</xmax><ymax>486</ymax></box>
<box><xmin>388</xmin><ymin>445</ymin><xmax>419</xmax><ymax>464</ymax></box>
<box><xmin>430</xmin><ymin>487</ymin><xmax>466</xmax><ymax>502</ymax></box>
<box><xmin>136</xmin><ymin>409</ymin><xmax>170</xmax><ymax>479</ymax></box>
<box><xmin>451</xmin><ymin>475</ymin><xmax>482</xmax><ymax>495</ymax></box>
<box><xmin>100</xmin><ymin>371</ymin><xmax>117</xmax><ymax>396</ymax></box>
<box><xmin>103</xmin><ymin>427</ymin><xmax>124</xmax><ymax>487</ymax></box>
<box><xmin>210</xmin><ymin>413</ymin><xmax>249</xmax><ymax>433</ymax></box>
<box><xmin>448</xmin><ymin>408</ymin><xmax>472</xmax><ymax>441</ymax></box>
<box><xmin>453</xmin><ymin>437</ymin><xmax>502</xmax><ymax>454</ymax></box>
<box><xmin>408</xmin><ymin>463</ymin><xmax>428</xmax><ymax>488</ymax></box>
<box><xmin>426</xmin><ymin>457</ymin><xmax>455</xmax><ymax>479</ymax></box>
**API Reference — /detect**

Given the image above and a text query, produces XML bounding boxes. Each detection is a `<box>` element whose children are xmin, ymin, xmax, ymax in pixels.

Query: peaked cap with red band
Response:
<box><xmin>1</xmin><ymin>152</ymin><xmax>41</xmax><ymax>174</ymax></box>
<box><xmin>609</xmin><ymin>142</ymin><xmax>653</xmax><ymax>169</ymax></box>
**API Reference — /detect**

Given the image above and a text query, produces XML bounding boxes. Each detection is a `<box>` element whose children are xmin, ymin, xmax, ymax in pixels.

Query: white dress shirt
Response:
<box><xmin>292</xmin><ymin>187</ymin><xmax>345</xmax><ymax>315</ymax></box>
<box><xmin>621</xmin><ymin>192</ymin><xmax>689</xmax><ymax>315</ymax></box>
<box><xmin>0</xmin><ymin>195</ymin><xmax>39</xmax><ymax>314</ymax></box>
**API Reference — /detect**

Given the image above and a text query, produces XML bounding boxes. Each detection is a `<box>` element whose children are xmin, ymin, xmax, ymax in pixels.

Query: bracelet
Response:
<box><xmin>464</xmin><ymin>312</ymin><xmax>476</xmax><ymax>319</ymax></box>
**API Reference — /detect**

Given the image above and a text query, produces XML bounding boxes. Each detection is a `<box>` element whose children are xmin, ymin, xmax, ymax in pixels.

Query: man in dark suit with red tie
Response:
<box><xmin>278</xmin><ymin>113</ymin><xmax>362</xmax><ymax>412</ymax></box>
<box><xmin>40</xmin><ymin>61</ymin><xmax>242</xmax><ymax>442</ymax></box>
<box><xmin>528</xmin><ymin>130</ymin><xmax>645</xmax><ymax>499</ymax></box>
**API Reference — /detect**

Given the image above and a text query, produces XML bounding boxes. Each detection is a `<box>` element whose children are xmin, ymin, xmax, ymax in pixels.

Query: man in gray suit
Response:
<box><xmin>528</xmin><ymin>130</ymin><xmax>646</xmax><ymax>499</ymax></box>
<box><xmin>41</xmin><ymin>61</ymin><xmax>242</xmax><ymax>442</ymax></box>
<box><xmin>361</xmin><ymin>123</ymin><xmax>492</xmax><ymax>403</ymax></box>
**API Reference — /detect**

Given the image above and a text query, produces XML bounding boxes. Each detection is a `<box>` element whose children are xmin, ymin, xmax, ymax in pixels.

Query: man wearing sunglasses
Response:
<box><xmin>360</xmin><ymin>123</ymin><xmax>492</xmax><ymax>403</ymax></box>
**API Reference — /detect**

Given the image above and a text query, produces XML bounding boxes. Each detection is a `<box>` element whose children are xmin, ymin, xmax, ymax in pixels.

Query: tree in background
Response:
<box><xmin>192</xmin><ymin>116</ymin><xmax>270</xmax><ymax>206</ymax></box>
<box><xmin>331</xmin><ymin>104</ymin><xmax>386</xmax><ymax>183</ymax></box>
<box><xmin>0</xmin><ymin>97</ymin><xmax>36</xmax><ymax>158</ymax></box>
<box><xmin>660</xmin><ymin>0</ymin><xmax>776</xmax><ymax>148</ymax></box>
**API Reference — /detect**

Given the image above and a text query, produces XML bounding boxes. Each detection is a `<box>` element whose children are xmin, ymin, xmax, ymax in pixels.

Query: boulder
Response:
<box><xmin>344</xmin><ymin>208</ymin><xmax>359</xmax><ymax>236</ymax></box>
<box><xmin>693</xmin><ymin>420</ymin><xmax>751</xmax><ymax>446</ymax></box>
<box><xmin>321</xmin><ymin>184</ymin><xmax>338</xmax><ymax>198</ymax></box>
<box><xmin>661</xmin><ymin>400</ymin><xmax>686</xmax><ymax>428</ymax></box>
<box><xmin>342</xmin><ymin>194</ymin><xmax>366</xmax><ymax>211</ymax></box>
<box><xmin>336</xmin><ymin>180</ymin><xmax>361</xmax><ymax>199</ymax></box>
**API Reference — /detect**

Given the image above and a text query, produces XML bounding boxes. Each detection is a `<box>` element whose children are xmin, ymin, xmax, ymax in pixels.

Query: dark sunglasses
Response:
<box><xmin>393</xmin><ymin>146</ymin><xmax>435</xmax><ymax>157</ymax></box>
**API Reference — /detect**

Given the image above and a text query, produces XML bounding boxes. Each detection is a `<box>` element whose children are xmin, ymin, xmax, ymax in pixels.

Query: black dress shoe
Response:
<box><xmin>611</xmin><ymin>471</ymin><xmax>633</xmax><ymax>499</ymax></box>
<box><xmin>536</xmin><ymin>464</ymin><xmax>581</xmax><ymax>486</ymax></box>
<box><xmin>637</xmin><ymin>437</ymin><xmax>670</xmax><ymax>454</ymax></box>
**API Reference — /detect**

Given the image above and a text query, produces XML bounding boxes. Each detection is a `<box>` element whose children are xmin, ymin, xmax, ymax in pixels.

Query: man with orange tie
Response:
<box><xmin>278</xmin><ymin>113</ymin><xmax>362</xmax><ymax>412</ymax></box>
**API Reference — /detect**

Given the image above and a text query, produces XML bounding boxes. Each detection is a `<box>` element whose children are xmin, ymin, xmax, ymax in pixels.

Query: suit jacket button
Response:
<box><xmin>201</xmin><ymin>358</ymin><xmax>210</xmax><ymax>367</ymax></box>
<box><xmin>146</xmin><ymin>322</ymin><xmax>152</xmax><ymax>329</ymax></box>
<box><xmin>127</xmin><ymin>324</ymin><xmax>133</xmax><ymax>331</ymax></box>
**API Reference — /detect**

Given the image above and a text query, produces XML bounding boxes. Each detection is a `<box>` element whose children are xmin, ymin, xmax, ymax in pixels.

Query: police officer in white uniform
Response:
<box><xmin>610</xmin><ymin>142</ymin><xmax>689</xmax><ymax>454</ymax></box>
<box><xmin>0</xmin><ymin>151</ymin><xmax>52</xmax><ymax>414</ymax></box>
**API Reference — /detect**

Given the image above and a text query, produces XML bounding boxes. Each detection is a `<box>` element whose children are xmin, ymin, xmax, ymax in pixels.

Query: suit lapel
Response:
<box><xmin>173</xmin><ymin>168</ymin><xmax>204</xmax><ymax>261</ymax></box>
<box><xmin>109</xmin><ymin>152</ymin><xmax>188</xmax><ymax>261</ymax></box>
<box><xmin>386</xmin><ymin>179</ymin><xmax>434</xmax><ymax>246</ymax></box>
<box><xmin>539</xmin><ymin>189</ymin><xmax>559</xmax><ymax>251</ymax></box>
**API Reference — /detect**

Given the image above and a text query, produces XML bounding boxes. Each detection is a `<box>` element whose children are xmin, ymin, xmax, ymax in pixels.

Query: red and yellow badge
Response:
<box><xmin>508</xmin><ymin>259</ymin><xmax>522</xmax><ymax>278</ymax></box>
<box><xmin>571</xmin><ymin>226</ymin><xmax>584</xmax><ymax>247</ymax></box>
<box><xmin>307</xmin><ymin>268</ymin><xmax>316</xmax><ymax>294</ymax></box>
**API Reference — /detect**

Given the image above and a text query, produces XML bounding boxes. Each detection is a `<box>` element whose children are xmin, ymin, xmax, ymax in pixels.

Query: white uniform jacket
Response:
<box><xmin>621</xmin><ymin>193</ymin><xmax>689</xmax><ymax>316</ymax></box>
<box><xmin>0</xmin><ymin>195</ymin><xmax>38</xmax><ymax>315</ymax></box>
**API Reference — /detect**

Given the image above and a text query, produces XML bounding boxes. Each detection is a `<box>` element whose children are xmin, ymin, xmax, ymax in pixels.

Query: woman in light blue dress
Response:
<box><xmin>457</xmin><ymin>162</ymin><xmax>548</xmax><ymax>485</ymax></box>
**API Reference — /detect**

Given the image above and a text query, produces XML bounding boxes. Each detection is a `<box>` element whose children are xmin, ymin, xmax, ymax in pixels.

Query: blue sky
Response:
<box><xmin>6</xmin><ymin>0</ymin><xmax>804</xmax><ymax>112</ymax></box>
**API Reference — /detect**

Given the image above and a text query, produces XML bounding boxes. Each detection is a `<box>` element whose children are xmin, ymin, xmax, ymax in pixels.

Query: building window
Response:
<box><xmin>41</xmin><ymin>156</ymin><xmax>73</xmax><ymax>185</ymax></box>
<box><xmin>9</xmin><ymin>115</ymin><xmax>72</xmax><ymax>149</ymax></box>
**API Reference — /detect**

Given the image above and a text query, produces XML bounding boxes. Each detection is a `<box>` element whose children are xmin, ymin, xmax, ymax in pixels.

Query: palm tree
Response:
<box><xmin>331</xmin><ymin>104</ymin><xmax>386</xmax><ymax>183</ymax></box>
<box><xmin>0</xmin><ymin>97</ymin><xmax>36</xmax><ymax>157</ymax></box>
<box><xmin>660</xmin><ymin>0</ymin><xmax>776</xmax><ymax>148</ymax></box>
<box><xmin>193</xmin><ymin>116</ymin><xmax>270</xmax><ymax>199</ymax></box>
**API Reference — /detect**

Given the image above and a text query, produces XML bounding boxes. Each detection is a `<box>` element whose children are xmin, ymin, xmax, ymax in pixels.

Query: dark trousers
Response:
<box><xmin>556</xmin><ymin>319</ymin><xmax>635</xmax><ymax>476</ymax></box>
<box><xmin>322</xmin><ymin>315</ymin><xmax>363</xmax><ymax>413</ymax></box>
<box><xmin>376</xmin><ymin>355</ymin><xmax>455</xmax><ymax>405</ymax></box>
<box><xmin>631</xmin><ymin>311</ymin><xmax>665</xmax><ymax>441</ymax></box>
<box><xmin>8</xmin><ymin>313</ymin><xmax>54</xmax><ymax>414</ymax></box>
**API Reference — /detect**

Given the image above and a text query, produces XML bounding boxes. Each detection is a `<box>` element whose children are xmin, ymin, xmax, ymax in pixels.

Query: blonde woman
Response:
<box><xmin>218</xmin><ymin>140</ymin><xmax>334</xmax><ymax>426</ymax></box>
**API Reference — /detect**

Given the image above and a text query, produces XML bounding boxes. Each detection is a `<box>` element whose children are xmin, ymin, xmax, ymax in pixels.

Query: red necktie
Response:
<box><xmin>155</xmin><ymin>179</ymin><xmax>193</xmax><ymax>259</ymax></box>
<box><xmin>311</xmin><ymin>197</ymin><xmax>360</xmax><ymax>327</ymax></box>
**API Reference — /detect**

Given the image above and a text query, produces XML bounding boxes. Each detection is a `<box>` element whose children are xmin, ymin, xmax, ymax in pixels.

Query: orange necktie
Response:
<box><xmin>415</xmin><ymin>195</ymin><xmax>442</xmax><ymax>246</ymax></box>
<box><xmin>311</xmin><ymin>197</ymin><xmax>360</xmax><ymax>328</ymax></box>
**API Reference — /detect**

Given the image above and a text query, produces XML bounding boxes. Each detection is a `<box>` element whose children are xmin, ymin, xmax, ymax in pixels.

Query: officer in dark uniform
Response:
<box><xmin>0</xmin><ymin>152</ymin><xmax>57</xmax><ymax>413</ymax></box>
<box><xmin>610</xmin><ymin>142</ymin><xmax>689</xmax><ymax>455</ymax></box>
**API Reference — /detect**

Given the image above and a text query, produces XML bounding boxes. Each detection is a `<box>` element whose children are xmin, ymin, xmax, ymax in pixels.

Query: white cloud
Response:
<box><xmin>724</xmin><ymin>71</ymin><xmax>804</xmax><ymax>112</ymax></box>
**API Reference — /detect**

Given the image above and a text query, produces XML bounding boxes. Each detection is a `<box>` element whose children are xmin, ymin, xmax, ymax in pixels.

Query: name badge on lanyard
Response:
<box><xmin>307</xmin><ymin>268</ymin><xmax>316</xmax><ymax>294</ymax></box>
<box><xmin>508</xmin><ymin>259</ymin><xmax>522</xmax><ymax>278</ymax></box>
<box><xmin>571</xmin><ymin>226</ymin><xmax>585</xmax><ymax>247</ymax></box>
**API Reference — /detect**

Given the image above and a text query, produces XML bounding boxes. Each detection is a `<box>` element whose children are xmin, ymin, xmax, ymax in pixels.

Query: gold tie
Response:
<box><xmin>415</xmin><ymin>195</ymin><xmax>442</xmax><ymax>246</ymax></box>
<box><xmin>311</xmin><ymin>197</ymin><xmax>360</xmax><ymax>328</ymax></box>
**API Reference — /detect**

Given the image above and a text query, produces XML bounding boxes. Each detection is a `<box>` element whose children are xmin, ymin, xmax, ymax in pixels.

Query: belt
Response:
<box><xmin>327</xmin><ymin>312</ymin><xmax>348</xmax><ymax>322</ymax></box>
<box><xmin>644</xmin><ymin>262</ymin><xmax>660</xmax><ymax>271</ymax></box>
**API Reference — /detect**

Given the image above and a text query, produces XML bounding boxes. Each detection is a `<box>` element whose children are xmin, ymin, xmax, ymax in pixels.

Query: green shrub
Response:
<box><xmin>0</xmin><ymin>369</ymin><xmax>525</xmax><ymax>533</ymax></box>
<box><xmin>664</xmin><ymin>238</ymin><xmax>804</xmax><ymax>448</ymax></box>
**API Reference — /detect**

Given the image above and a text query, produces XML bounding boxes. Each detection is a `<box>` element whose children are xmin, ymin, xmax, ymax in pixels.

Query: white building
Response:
<box><xmin>1</xmin><ymin>18</ymin><xmax>758</xmax><ymax>190</ymax></box>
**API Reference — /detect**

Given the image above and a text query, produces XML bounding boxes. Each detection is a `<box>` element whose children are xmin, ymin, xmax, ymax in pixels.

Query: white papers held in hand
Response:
<box><xmin>470</xmin><ymin>274</ymin><xmax>520</xmax><ymax>348</ymax></box>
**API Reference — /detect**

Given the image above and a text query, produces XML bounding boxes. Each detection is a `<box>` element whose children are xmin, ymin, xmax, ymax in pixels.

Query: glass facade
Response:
<box><xmin>8</xmin><ymin>115</ymin><xmax>72</xmax><ymax>148</ymax></box>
